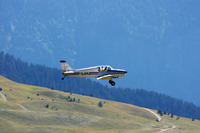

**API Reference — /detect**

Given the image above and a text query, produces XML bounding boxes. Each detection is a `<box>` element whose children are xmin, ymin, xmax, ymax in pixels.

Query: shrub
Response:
<box><xmin>67</xmin><ymin>96</ymin><xmax>71</xmax><ymax>99</ymax></box>
<box><xmin>45</xmin><ymin>104</ymin><xmax>49</xmax><ymax>108</ymax></box>
<box><xmin>157</xmin><ymin>110</ymin><xmax>163</xmax><ymax>116</ymax></box>
<box><xmin>73</xmin><ymin>98</ymin><xmax>76</xmax><ymax>102</ymax></box>
<box><xmin>98</xmin><ymin>101</ymin><xmax>103</xmax><ymax>108</ymax></box>
<box><xmin>78</xmin><ymin>99</ymin><xmax>80</xmax><ymax>103</ymax></box>
<box><xmin>69</xmin><ymin>98</ymin><xmax>73</xmax><ymax>102</ymax></box>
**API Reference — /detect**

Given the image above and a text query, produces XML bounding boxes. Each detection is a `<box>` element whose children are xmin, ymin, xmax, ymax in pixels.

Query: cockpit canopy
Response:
<box><xmin>98</xmin><ymin>65</ymin><xmax>113</xmax><ymax>72</ymax></box>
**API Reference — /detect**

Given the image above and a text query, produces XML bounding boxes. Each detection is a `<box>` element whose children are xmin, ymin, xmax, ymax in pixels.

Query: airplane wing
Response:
<box><xmin>97</xmin><ymin>75</ymin><xmax>114</xmax><ymax>80</ymax></box>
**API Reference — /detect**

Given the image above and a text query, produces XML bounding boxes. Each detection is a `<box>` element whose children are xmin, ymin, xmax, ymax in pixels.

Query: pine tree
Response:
<box><xmin>45</xmin><ymin>104</ymin><xmax>49</xmax><ymax>108</ymax></box>
<box><xmin>78</xmin><ymin>99</ymin><xmax>80</xmax><ymax>103</ymax></box>
<box><xmin>98</xmin><ymin>101</ymin><xmax>103</xmax><ymax>108</ymax></box>
<box><xmin>157</xmin><ymin>110</ymin><xmax>163</xmax><ymax>116</ymax></box>
<box><xmin>73</xmin><ymin>98</ymin><xmax>76</xmax><ymax>102</ymax></box>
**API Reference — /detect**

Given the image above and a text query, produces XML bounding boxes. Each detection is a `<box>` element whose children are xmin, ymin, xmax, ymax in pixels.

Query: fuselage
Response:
<box><xmin>62</xmin><ymin>65</ymin><xmax>127</xmax><ymax>79</ymax></box>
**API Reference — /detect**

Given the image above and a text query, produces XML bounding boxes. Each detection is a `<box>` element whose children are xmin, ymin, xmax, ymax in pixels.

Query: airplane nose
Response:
<box><xmin>124</xmin><ymin>71</ymin><xmax>127</xmax><ymax>73</ymax></box>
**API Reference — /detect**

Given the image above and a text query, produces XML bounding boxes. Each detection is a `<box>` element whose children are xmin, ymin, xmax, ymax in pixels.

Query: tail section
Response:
<box><xmin>60</xmin><ymin>60</ymin><xmax>72</xmax><ymax>74</ymax></box>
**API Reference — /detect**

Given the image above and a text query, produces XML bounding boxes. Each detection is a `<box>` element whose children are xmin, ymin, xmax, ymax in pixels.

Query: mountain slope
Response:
<box><xmin>1</xmin><ymin>75</ymin><xmax>200</xmax><ymax>133</ymax></box>
<box><xmin>1</xmin><ymin>0</ymin><xmax>200</xmax><ymax>105</ymax></box>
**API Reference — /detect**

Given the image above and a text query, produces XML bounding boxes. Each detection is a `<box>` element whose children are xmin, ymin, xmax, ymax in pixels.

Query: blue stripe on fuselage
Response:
<box><xmin>89</xmin><ymin>70</ymin><xmax>125</xmax><ymax>75</ymax></box>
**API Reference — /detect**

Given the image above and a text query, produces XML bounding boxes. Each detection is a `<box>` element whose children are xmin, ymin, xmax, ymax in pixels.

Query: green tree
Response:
<box><xmin>73</xmin><ymin>97</ymin><xmax>76</xmax><ymax>102</ymax></box>
<box><xmin>157</xmin><ymin>110</ymin><xmax>163</xmax><ymax>116</ymax></box>
<box><xmin>45</xmin><ymin>104</ymin><xmax>49</xmax><ymax>108</ymax></box>
<box><xmin>69</xmin><ymin>98</ymin><xmax>73</xmax><ymax>102</ymax></box>
<box><xmin>98</xmin><ymin>101</ymin><xmax>103</xmax><ymax>108</ymax></box>
<box><xmin>78</xmin><ymin>99</ymin><xmax>80</xmax><ymax>103</ymax></box>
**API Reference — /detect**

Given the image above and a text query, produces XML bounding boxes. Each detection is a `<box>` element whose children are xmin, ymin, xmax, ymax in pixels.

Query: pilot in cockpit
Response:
<box><xmin>104</xmin><ymin>66</ymin><xmax>107</xmax><ymax>71</ymax></box>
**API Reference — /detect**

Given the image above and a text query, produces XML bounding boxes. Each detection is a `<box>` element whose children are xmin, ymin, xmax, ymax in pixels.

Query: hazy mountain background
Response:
<box><xmin>0</xmin><ymin>0</ymin><xmax>200</xmax><ymax>105</ymax></box>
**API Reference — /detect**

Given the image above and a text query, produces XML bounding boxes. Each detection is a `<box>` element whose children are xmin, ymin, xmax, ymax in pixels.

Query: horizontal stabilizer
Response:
<box><xmin>64</xmin><ymin>71</ymin><xmax>74</xmax><ymax>74</ymax></box>
<box><xmin>97</xmin><ymin>75</ymin><xmax>114</xmax><ymax>80</ymax></box>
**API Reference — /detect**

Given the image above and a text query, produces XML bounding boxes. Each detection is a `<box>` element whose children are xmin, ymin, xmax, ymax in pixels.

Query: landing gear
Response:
<box><xmin>109</xmin><ymin>80</ymin><xmax>115</xmax><ymax>86</ymax></box>
<box><xmin>62</xmin><ymin>76</ymin><xmax>66</xmax><ymax>80</ymax></box>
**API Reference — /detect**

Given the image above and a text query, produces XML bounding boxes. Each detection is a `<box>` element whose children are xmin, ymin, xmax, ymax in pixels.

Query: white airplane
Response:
<box><xmin>60</xmin><ymin>60</ymin><xmax>127</xmax><ymax>86</ymax></box>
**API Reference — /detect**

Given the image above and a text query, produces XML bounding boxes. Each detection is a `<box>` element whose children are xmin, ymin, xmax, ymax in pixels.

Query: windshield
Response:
<box><xmin>98</xmin><ymin>66</ymin><xmax>112</xmax><ymax>72</ymax></box>
<box><xmin>107</xmin><ymin>66</ymin><xmax>112</xmax><ymax>71</ymax></box>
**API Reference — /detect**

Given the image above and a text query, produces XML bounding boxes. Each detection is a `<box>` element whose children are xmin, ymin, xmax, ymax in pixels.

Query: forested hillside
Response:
<box><xmin>1</xmin><ymin>1</ymin><xmax>200</xmax><ymax>105</ymax></box>
<box><xmin>0</xmin><ymin>51</ymin><xmax>200</xmax><ymax>120</ymax></box>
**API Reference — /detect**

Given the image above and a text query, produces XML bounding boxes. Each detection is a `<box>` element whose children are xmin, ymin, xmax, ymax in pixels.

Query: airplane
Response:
<box><xmin>60</xmin><ymin>60</ymin><xmax>127</xmax><ymax>86</ymax></box>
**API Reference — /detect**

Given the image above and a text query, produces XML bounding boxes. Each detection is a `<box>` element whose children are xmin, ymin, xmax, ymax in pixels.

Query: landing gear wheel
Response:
<box><xmin>109</xmin><ymin>80</ymin><xmax>115</xmax><ymax>86</ymax></box>
<box><xmin>62</xmin><ymin>76</ymin><xmax>66</xmax><ymax>80</ymax></box>
<box><xmin>111</xmin><ymin>81</ymin><xmax>115</xmax><ymax>86</ymax></box>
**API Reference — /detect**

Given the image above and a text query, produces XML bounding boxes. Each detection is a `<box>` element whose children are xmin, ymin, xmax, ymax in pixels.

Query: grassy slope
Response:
<box><xmin>0</xmin><ymin>75</ymin><xmax>200</xmax><ymax>133</ymax></box>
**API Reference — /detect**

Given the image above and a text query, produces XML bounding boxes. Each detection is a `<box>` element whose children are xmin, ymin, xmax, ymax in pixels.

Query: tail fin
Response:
<box><xmin>60</xmin><ymin>60</ymin><xmax>72</xmax><ymax>74</ymax></box>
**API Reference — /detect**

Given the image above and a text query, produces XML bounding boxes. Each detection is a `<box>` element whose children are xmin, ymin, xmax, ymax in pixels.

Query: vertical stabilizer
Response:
<box><xmin>60</xmin><ymin>60</ymin><xmax>72</xmax><ymax>74</ymax></box>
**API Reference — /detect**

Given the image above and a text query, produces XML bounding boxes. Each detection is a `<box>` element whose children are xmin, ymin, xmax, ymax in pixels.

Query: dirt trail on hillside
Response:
<box><xmin>0</xmin><ymin>92</ymin><xmax>33</xmax><ymax>112</ymax></box>
<box><xmin>15</xmin><ymin>103</ymin><xmax>33</xmax><ymax>112</ymax></box>
<box><xmin>155</xmin><ymin>125</ymin><xmax>176</xmax><ymax>133</ymax></box>
<box><xmin>0</xmin><ymin>92</ymin><xmax>7</xmax><ymax>101</ymax></box>
<box><xmin>143</xmin><ymin>108</ymin><xmax>176</xmax><ymax>132</ymax></box>
<box><xmin>143</xmin><ymin>108</ymin><xmax>161</xmax><ymax>122</ymax></box>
